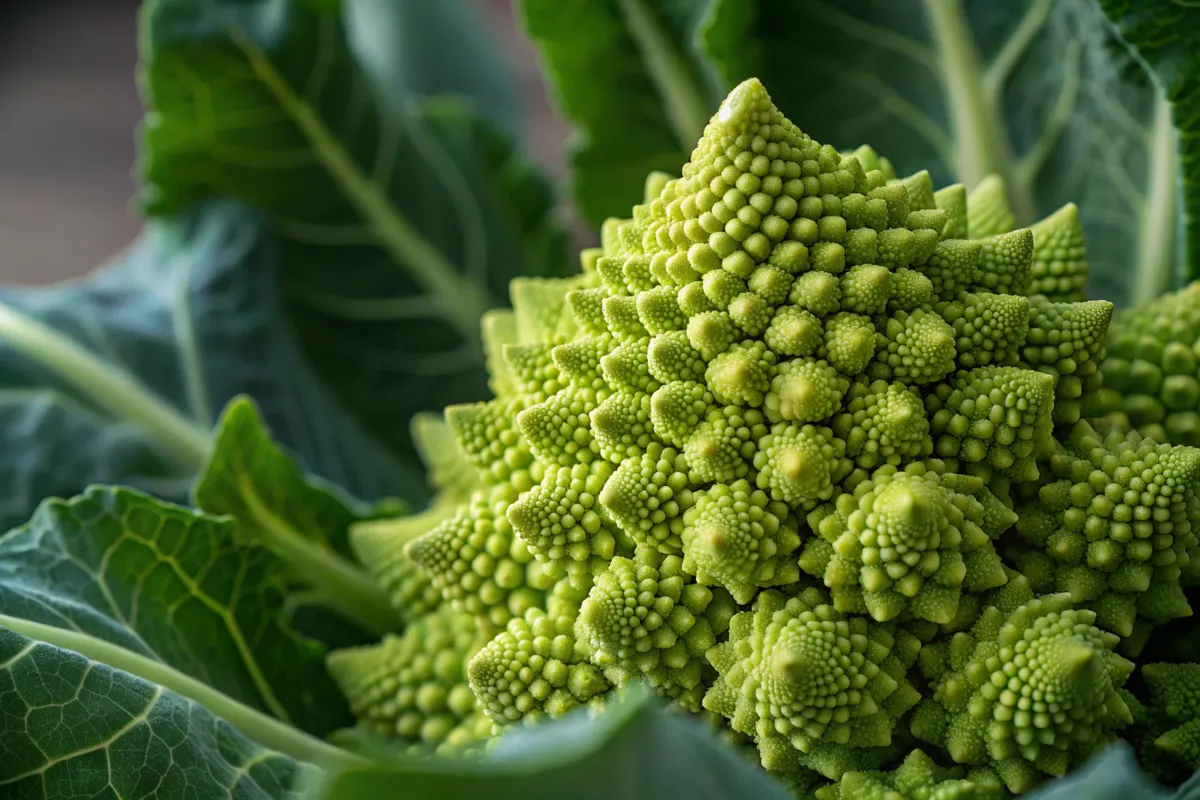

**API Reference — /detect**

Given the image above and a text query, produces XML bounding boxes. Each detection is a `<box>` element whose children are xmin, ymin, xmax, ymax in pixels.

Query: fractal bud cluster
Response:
<box><xmin>328</xmin><ymin>80</ymin><xmax>1200</xmax><ymax>795</ymax></box>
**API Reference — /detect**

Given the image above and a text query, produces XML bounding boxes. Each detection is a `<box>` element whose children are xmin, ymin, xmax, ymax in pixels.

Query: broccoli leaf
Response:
<box><xmin>194</xmin><ymin>396</ymin><xmax>402</xmax><ymax>636</ymax></box>
<box><xmin>314</xmin><ymin>686</ymin><xmax>794</xmax><ymax>799</ymax></box>
<box><xmin>0</xmin><ymin>485</ymin><xmax>348</xmax><ymax>737</ymax></box>
<box><xmin>0</xmin><ymin>201</ymin><xmax>423</xmax><ymax>535</ymax></box>
<box><xmin>138</xmin><ymin>0</ymin><xmax>568</xmax><ymax>467</ymax></box>
<box><xmin>515</xmin><ymin>0</ymin><xmax>727</xmax><ymax>224</ymax></box>
<box><xmin>1095</xmin><ymin>1</ymin><xmax>1200</xmax><ymax>288</ymax></box>
<box><xmin>700</xmin><ymin>0</ymin><xmax>1180</xmax><ymax>306</ymax></box>
<box><xmin>0</xmin><ymin>628</ymin><xmax>310</xmax><ymax>799</ymax></box>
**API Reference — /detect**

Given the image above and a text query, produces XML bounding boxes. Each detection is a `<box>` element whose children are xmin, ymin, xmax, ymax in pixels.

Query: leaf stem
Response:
<box><xmin>237</xmin><ymin>477</ymin><xmax>402</xmax><ymax>636</ymax></box>
<box><xmin>0</xmin><ymin>300</ymin><xmax>211</xmax><ymax>469</ymax></box>
<box><xmin>616</xmin><ymin>0</ymin><xmax>712</xmax><ymax>149</ymax></box>
<box><xmin>0</xmin><ymin>613</ymin><xmax>365</xmax><ymax>771</ymax></box>
<box><xmin>225</xmin><ymin>28</ymin><xmax>492</xmax><ymax>347</ymax></box>
<box><xmin>921</xmin><ymin>0</ymin><xmax>1033</xmax><ymax>222</ymax></box>
<box><xmin>1134</xmin><ymin>94</ymin><xmax>1179</xmax><ymax>305</ymax></box>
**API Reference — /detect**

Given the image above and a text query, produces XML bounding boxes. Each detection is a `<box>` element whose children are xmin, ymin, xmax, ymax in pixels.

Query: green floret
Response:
<box><xmin>707</xmin><ymin>340</ymin><xmax>775</xmax><ymax>406</ymax></box>
<box><xmin>815</xmin><ymin>748</ymin><xmax>1006</xmax><ymax>800</ymax></box>
<box><xmin>749</xmin><ymin>264</ymin><xmax>794</xmax><ymax>305</ymax></box>
<box><xmin>831</xmin><ymin>379</ymin><xmax>933</xmax><ymax>468</ymax></box>
<box><xmin>800</xmin><ymin>462</ymin><xmax>1008</xmax><ymax>624</ymax></box>
<box><xmin>704</xmin><ymin>587</ymin><xmax>922</xmax><ymax>778</ymax></box>
<box><xmin>912</xmin><ymin>591</ymin><xmax>1134</xmax><ymax>794</ymax></box>
<box><xmin>869</xmin><ymin>308</ymin><xmax>957</xmax><ymax>385</ymax></box>
<box><xmin>790</xmin><ymin>271</ymin><xmax>842</xmax><ymax>316</ymax></box>
<box><xmin>591</xmin><ymin>389</ymin><xmax>654</xmax><ymax>463</ymax></box>
<box><xmin>648</xmin><ymin>331</ymin><xmax>707</xmax><ymax>384</ymax></box>
<box><xmin>820</xmin><ymin>312</ymin><xmax>878</xmax><ymax>376</ymax></box>
<box><xmin>974</xmin><ymin>229</ymin><xmax>1034</xmax><ymax>297</ymax></box>
<box><xmin>753</xmin><ymin>423</ymin><xmax>852</xmax><ymax>509</ymax></box>
<box><xmin>518</xmin><ymin>388</ymin><xmax>599</xmax><ymax>468</ymax></box>
<box><xmin>936</xmin><ymin>292</ymin><xmax>1030</xmax><ymax>369</ymax></box>
<box><xmin>888</xmin><ymin>267</ymin><xmax>934</xmax><ymax>311</ymax></box>
<box><xmin>895</xmin><ymin>169</ymin><xmax>936</xmax><ymax>212</ymax></box>
<box><xmin>351</xmin><ymin>513</ymin><xmax>446</xmax><ymax>625</ymax></box>
<box><xmin>766</xmin><ymin>358</ymin><xmax>851</xmax><ymax>423</ymax></box>
<box><xmin>921</xmin><ymin>239</ymin><xmax>982</xmax><ymax>301</ymax></box>
<box><xmin>575</xmin><ymin>552</ymin><xmax>736</xmax><ymax>710</ymax></box>
<box><xmin>567</xmin><ymin>288</ymin><xmax>610</xmax><ymax>336</ymax></box>
<box><xmin>600</xmin><ymin>442</ymin><xmax>693</xmax><ymax>554</ymax></box>
<box><xmin>765</xmin><ymin>306</ymin><xmax>823</xmax><ymax>357</ymax></box>
<box><xmin>730</xmin><ymin>292</ymin><xmax>774</xmax><ymax>335</ymax></box>
<box><xmin>1019</xmin><ymin>296</ymin><xmax>1112</xmax><ymax>427</ymax></box>
<box><xmin>966</xmin><ymin>175</ymin><xmax>1015</xmax><ymax>239</ymax></box>
<box><xmin>600</xmin><ymin>336</ymin><xmax>657</xmax><ymax>393</ymax></box>
<box><xmin>467</xmin><ymin>605</ymin><xmax>609</xmax><ymax>726</ymax></box>
<box><xmin>636</xmin><ymin>285</ymin><xmax>688</xmax><ymax>334</ymax></box>
<box><xmin>935</xmin><ymin>184</ymin><xmax>968</xmax><ymax>240</ymax></box>
<box><xmin>1010</xmin><ymin>422</ymin><xmax>1200</xmax><ymax>638</ymax></box>
<box><xmin>327</xmin><ymin>606</ymin><xmax>493</xmax><ymax>755</ymax></box>
<box><xmin>925</xmin><ymin>366</ymin><xmax>1055</xmax><ymax>483</ymax></box>
<box><xmin>1092</xmin><ymin>283</ymin><xmax>1200</xmax><ymax>446</ymax></box>
<box><xmin>684</xmin><ymin>403</ymin><xmax>768</xmax><ymax>483</ymax></box>
<box><xmin>1140</xmin><ymin>663</ymin><xmax>1200</xmax><ymax>772</ymax></box>
<box><xmin>1029</xmin><ymin>203</ymin><xmax>1088</xmax><ymax>301</ymax></box>
<box><xmin>681</xmin><ymin>479</ymin><xmax>801</xmax><ymax>602</ymax></box>
<box><xmin>840</xmin><ymin>264</ymin><xmax>892</xmax><ymax>314</ymax></box>
<box><xmin>687</xmin><ymin>310</ymin><xmax>739</xmax><ymax>360</ymax></box>
<box><xmin>406</xmin><ymin>493</ymin><xmax>561</xmax><ymax>631</ymax></box>
<box><xmin>506</xmin><ymin>462</ymin><xmax>619</xmax><ymax>567</ymax></box>
<box><xmin>650</xmin><ymin>380</ymin><xmax>713</xmax><ymax>447</ymax></box>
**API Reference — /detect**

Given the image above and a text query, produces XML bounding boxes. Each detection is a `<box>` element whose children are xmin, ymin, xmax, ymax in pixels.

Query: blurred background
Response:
<box><xmin>0</xmin><ymin>0</ymin><xmax>573</xmax><ymax>285</ymax></box>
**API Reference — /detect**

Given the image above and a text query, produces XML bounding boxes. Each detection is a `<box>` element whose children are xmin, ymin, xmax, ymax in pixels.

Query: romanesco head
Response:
<box><xmin>327</xmin><ymin>78</ymin><xmax>1200</xmax><ymax>796</ymax></box>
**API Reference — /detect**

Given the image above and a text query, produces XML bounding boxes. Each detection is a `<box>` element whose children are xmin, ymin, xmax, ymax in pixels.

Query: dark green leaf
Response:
<box><xmin>701</xmin><ymin>0</ymin><xmax>1177</xmax><ymax>305</ymax></box>
<box><xmin>0</xmin><ymin>485</ymin><xmax>349</xmax><ymax>735</ymax></box>
<box><xmin>138</xmin><ymin>0</ymin><xmax>569</xmax><ymax>465</ymax></box>
<box><xmin>193</xmin><ymin>396</ymin><xmax>402</xmax><ymax>636</ymax></box>
<box><xmin>0</xmin><ymin>201</ymin><xmax>424</xmax><ymax>534</ymax></box>
<box><xmin>1095</xmin><ymin>1</ymin><xmax>1200</xmax><ymax>286</ymax></box>
<box><xmin>316</xmin><ymin>686</ymin><xmax>793</xmax><ymax>800</ymax></box>
<box><xmin>516</xmin><ymin>0</ymin><xmax>726</xmax><ymax>224</ymax></box>
<box><xmin>342</xmin><ymin>0</ymin><xmax>520</xmax><ymax>136</ymax></box>
<box><xmin>0</xmin><ymin>627</ymin><xmax>308</xmax><ymax>798</ymax></box>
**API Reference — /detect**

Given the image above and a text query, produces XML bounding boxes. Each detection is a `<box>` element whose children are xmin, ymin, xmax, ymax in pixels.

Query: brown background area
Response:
<box><xmin>0</xmin><ymin>0</ymin><xmax>574</xmax><ymax>285</ymax></box>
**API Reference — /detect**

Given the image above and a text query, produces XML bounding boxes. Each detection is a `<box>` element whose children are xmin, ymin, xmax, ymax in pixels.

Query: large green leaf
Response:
<box><xmin>1096</xmin><ymin>2</ymin><xmax>1200</xmax><ymax>286</ymax></box>
<box><xmin>700</xmin><ymin>0</ymin><xmax>1180</xmax><ymax>305</ymax></box>
<box><xmin>0</xmin><ymin>201</ymin><xmax>424</xmax><ymax>535</ymax></box>
<box><xmin>0</xmin><ymin>485</ymin><xmax>347</xmax><ymax>736</ymax></box>
<box><xmin>0</xmin><ymin>627</ymin><xmax>309</xmax><ymax>798</ymax></box>
<box><xmin>194</xmin><ymin>396</ymin><xmax>401</xmax><ymax>636</ymax></box>
<box><xmin>314</xmin><ymin>687</ymin><xmax>793</xmax><ymax>799</ymax></box>
<box><xmin>138</xmin><ymin>0</ymin><xmax>569</xmax><ymax>466</ymax></box>
<box><xmin>516</xmin><ymin>0</ymin><xmax>727</xmax><ymax>225</ymax></box>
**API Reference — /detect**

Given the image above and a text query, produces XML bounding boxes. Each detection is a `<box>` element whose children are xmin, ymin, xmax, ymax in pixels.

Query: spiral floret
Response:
<box><xmin>1011</xmin><ymin>421</ymin><xmax>1200</xmax><ymax>639</ymax></box>
<box><xmin>681</xmin><ymin>480</ymin><xmax>801</xmax><ymax>603</ymax></box>
<box><xmin>327</xmin><ymin>607</ymin><xmax>492</xmax><ymax>754</ymax></box>
<box><xmin>800</xmin><ymin>463</ymin><xmax>1008</xmax><ymax>624</ymax></box>
<box><xmin>912</xmin><ymin>592</ymin><xmax>1134</xmax><ymax>793</ymax></box>
<box><xmin>926</xmin><ymin>366</ymin><xmax>1055</xmax><ymax>483</ymax></box>
<box><xmin>832</xmin><ymin>380</ymin><xmax>932</xmax><ymax>468</ymax></box>
<box><xmin>575</xmin><ymin>552</ymin><xmax>737</xmax><ymax>710</ymax></box>
<box><xmin>704</xmin><ymin>588</ymin><xmax>922</xmax><ymax>778</ymax></box>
